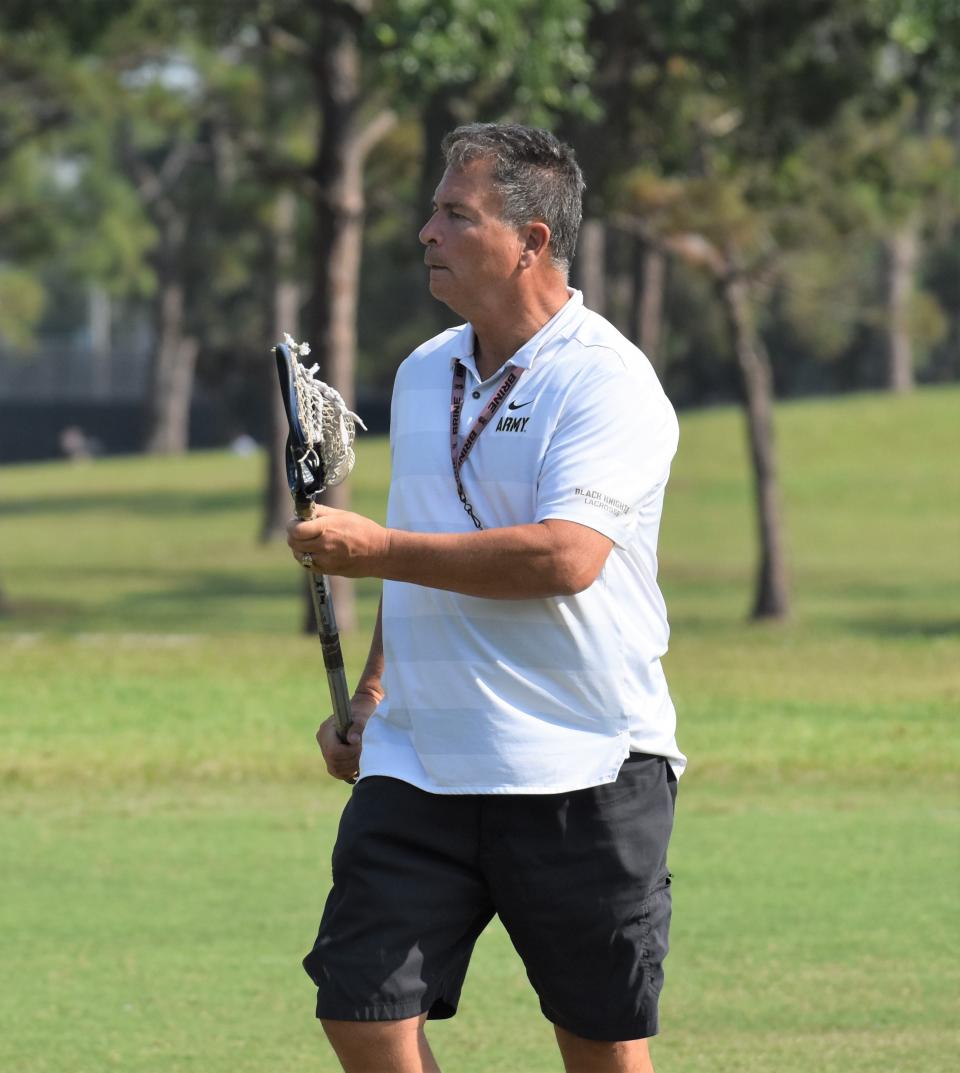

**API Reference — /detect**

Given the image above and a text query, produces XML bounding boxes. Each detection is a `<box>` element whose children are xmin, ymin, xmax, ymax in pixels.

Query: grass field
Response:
<box><xmin>1</xmin><ymin>386</ymin><xmax>958</xmax><ymax>1072</ymax></box>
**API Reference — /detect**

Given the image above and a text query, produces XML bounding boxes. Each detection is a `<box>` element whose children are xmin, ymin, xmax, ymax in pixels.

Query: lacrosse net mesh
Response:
<box><xmin>281</xmin><ymin>333</ymin><xmax>367</xmax><ymax>488</ymax></box>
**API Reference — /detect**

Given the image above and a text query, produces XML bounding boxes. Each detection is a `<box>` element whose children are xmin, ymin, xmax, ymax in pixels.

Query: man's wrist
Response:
<box><xmin>373</xmin><ymin>525</ymin><xmax>394</xmax><ymax>578</ymax></box>
<box><xmin>353</xmin><ymin>682</ymin><xmax>385</xmax><ymax>705</ymax></box>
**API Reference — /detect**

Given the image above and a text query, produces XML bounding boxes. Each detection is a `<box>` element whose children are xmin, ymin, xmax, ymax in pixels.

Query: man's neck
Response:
<box><xmin>471</xmin><ymin>283</ymin><xmax>571</xmax><ymax>380</ymax></box>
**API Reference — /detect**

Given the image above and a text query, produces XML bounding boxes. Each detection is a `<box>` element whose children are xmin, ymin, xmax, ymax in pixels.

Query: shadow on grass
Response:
<box><xmin>112</xmin><ymin>570</ymin><xmax>295</xmax><ymax>604</ymax></box>
<box><xmin>0</xmin><ymin>570</ymin><xmax>298</xmax><ymax>633</ymax></box>
<box><xmin>846</xmin><ymin>617</ymin><xmax>960</xmax><ymax>639</ymax></box>
<box><xmin>0</xmin><ymin>597</ymin><xmax>76</xmax><ymax>626</ymax></box>
<box><xmin>0</xmin><ymin>488</ymin><xmax>254</xmax><ymax>518</ymax></box>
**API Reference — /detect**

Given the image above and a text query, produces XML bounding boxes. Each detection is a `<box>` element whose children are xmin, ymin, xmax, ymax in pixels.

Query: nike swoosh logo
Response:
<box><xmin>507</xmin><ymin>400</ymin><xmax>532</xmax><ymax>410</ymax></box>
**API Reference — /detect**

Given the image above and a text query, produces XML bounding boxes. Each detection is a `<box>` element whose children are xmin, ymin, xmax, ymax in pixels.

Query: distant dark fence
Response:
<box><xmin>0</xmin><ymin>394</ymin><xmax>391</xmax><ymax>464</ymax></box>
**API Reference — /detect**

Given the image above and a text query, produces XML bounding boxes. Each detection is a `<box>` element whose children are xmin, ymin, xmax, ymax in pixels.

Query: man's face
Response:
<box><xmin>419</xmin><ymin>159</ymin><xmax>525</xmax><ymax>319</ymax></box>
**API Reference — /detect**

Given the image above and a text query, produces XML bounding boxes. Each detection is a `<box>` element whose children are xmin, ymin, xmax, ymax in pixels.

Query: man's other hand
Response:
<box><xmin>315</xmin><ymin>690</ymin><xmax>380</xmax><ymax>782</ymax></box>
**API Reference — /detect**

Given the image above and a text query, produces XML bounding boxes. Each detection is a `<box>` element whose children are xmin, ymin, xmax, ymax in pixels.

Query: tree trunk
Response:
<box><xmin>576</xmin><ymin>218</ymin><xmax>606</xmax><ymax>314</ymax></box>
<box><xmin>306</xmin><ymin>3</ymin><xmax>395</xmax><ymax>634</ymax></box>
<box><xmin>720</xmin><ymin>274</ymin><xmax>790</xmax><ymax>621</ymax></box>
<box><xmin>632</xmin><ymin>239</ymin><xmax>666</xmax><ymax>367</ymax></box>
<box><xmin>419</xmin><ymin>91</ymin><xmax>459</xmax><ymax>332</ymax></box>
<box><xmin>261</xmin><ymin>189</ymin><xmax>301</xmax><ymax>543</ymax></box>
<box><xmin>143</xmin><ymin>255</ymin><xmax>199</xmax><ymax>455</ymax></box>
<box><xmin>88</xmin><ymin>285</ymin><xmax>112</xmax><ymax>399</ymax></box>
<box><xmin>607</xmin><ymin>232</ymin><xmax>632</xmax><ymax>338</ymax></box>
<box><xmin>884</xmin><ymin>217</ymin><xmax>919</xmax><ymax>393</ymax></box>
<box><xmin>418</xmin><ymin>91</ymin><xmax>457</xmax><ymax>231</ymax></box>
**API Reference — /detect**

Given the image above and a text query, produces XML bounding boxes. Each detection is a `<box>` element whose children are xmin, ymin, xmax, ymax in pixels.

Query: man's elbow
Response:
<box><xmin>551</xmin><ymin>549</ymin><xmax>607</xmax><ymax>596</ymax></box>
<box><xmin>537</xmin><ymin>520</ymin><xmax>613</xmax><ymax>597</ymax></box>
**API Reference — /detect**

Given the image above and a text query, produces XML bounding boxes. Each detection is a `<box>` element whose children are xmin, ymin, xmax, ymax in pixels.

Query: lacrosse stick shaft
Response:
<box><xmin>298</xmin><ymin>499</ymin><xmax>353</xmax><ymax>742</ymax></box>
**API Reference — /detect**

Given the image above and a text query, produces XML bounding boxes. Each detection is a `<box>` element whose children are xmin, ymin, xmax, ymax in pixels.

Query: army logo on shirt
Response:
<box><xmin>495</xmin><ymin>415</ymin><xmax>530</xmax><ymax>433</ymax></box>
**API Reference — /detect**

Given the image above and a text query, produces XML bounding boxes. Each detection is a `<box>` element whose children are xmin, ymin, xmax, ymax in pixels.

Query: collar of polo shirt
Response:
<box><xmin>451</xmin><ymin>288</ymin><xmax>585</xmax><ymax>383</ymax></box>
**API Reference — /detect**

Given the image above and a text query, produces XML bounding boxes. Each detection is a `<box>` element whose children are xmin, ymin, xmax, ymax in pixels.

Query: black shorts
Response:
<box><xmin>303</xmin><ymin>753</ymin><xmax>677</xmax><ymax>1042</ymax></box>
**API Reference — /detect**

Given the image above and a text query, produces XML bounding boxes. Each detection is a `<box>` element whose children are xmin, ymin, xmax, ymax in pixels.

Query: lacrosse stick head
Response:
<box><xmin>273</xmin><ymin>334</ymin><xmax>366</xmax><ymax>516</ymax></box>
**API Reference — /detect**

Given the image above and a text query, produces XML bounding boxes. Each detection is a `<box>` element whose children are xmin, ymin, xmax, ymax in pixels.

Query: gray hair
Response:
<box><xmin>441</xmin><ymin>123</ymin><xmax>585</xmax><ymax>277</ymax></box>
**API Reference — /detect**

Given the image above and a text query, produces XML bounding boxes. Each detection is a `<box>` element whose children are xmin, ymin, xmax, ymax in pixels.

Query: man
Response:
<box><xmin>287</xmin><ymin>122</ymin><xmax>684</xmax><ymax>1073</ymax></box>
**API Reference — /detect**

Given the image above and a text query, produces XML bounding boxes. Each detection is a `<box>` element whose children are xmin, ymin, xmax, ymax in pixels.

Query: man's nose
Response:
<box><xmin>419</xmin><ymin>212</ymin><xmax>439</xmax><ymax>246</ymax></box>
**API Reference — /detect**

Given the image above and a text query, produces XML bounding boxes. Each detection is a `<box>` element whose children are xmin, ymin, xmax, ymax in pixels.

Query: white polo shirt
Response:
<box><xmin>359</xmin><ymin>289</ymin><xmax>684</xmax><ymax>794</ymax></box>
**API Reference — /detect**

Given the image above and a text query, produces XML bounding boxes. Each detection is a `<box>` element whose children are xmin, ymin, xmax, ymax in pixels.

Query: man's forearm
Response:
<box><xmin>355</xmin><ymin>596</ymin><xmax>385</xmax><ymax>700</ymax></box>
<box><xmin>378</xmin><ymin>520</ymin><xmax>606</xmax><ymax>599</ymax></box>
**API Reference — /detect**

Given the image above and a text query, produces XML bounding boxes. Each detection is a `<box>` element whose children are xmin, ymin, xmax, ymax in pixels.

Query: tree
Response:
<box><xmin>248</xmin><ymin>2</ymin><xmax>393</xmax><ymax>629</ymax></box>
<box><xmin>584</xmin><ymin>0</ymin><xmax>896</xmax><ymax>619</ymax></box>
<box><xmin>0</xmin><ymin>1</ymin><xmax>150</xmax><ymax>346</ymax></box>
<box><xmin>0</xmin><ymin>0</ymin><xmax>151</xmax><ymax>615</ymax></box>
<box><xmin>871</xmin><ymin>0</ymin><xmax>959</xmax><ymax>391</ymax></box>
<box><xmin>261</xmin><ymin>189</ymin><xmax>304</xmax><ymax>541</ymax></box>
<box><xmin>104</xmin><ymin>13</ymin><xmax>246</xmax><ymax>455</ymax></box>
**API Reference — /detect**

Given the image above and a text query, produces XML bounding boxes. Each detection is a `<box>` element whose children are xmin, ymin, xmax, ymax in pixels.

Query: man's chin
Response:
<box><xmin>428</xmin><ymin>276</ymin><xmax>464</xmax><ymax>315</ymax></box>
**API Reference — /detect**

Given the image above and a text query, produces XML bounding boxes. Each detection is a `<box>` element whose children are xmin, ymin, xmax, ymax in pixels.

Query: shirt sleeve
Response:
<box><xmin>534</xmin><ymin>353</ymin><xmax>679</xmax><ymax>547</ymax></box>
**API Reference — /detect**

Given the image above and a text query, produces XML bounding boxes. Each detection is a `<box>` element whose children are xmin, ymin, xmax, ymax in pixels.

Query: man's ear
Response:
<box><xmin>519</xmin><ymin>221</ymin><xmax>552</xmax><ymax>268</ymax></box>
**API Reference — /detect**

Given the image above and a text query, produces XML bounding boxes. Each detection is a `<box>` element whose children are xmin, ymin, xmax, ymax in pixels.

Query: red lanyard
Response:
<box><xmin>450</xmin><ymin>360</ymin><xmax>525</xmax><ymax>529</ymax></box>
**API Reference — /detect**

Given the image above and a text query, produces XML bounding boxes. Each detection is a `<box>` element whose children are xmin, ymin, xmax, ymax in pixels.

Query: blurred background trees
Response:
<box><xmin>1</xmin><ymin>0</ymin><xmax>957</xmax><ymax>621</ymax></box>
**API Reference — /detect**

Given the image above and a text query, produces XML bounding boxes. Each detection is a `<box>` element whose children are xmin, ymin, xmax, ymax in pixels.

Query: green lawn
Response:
<box><xmin>1</xmin><ymin>386</ymin><xmax>958</xmax><ymax>1072</ymax></box>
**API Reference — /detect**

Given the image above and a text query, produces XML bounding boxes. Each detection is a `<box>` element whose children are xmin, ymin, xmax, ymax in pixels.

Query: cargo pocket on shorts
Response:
<box><xmin>636</xmin><ymin>873</ymin><xmax>672</xmax><ymax>997</ymax></box>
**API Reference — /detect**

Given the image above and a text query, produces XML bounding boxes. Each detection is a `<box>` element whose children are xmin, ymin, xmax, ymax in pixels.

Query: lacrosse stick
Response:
<box><xmin>273</xmin><ymin>333</ymin><xmax>367</xmax><ymax>743</ymax></box>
